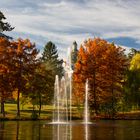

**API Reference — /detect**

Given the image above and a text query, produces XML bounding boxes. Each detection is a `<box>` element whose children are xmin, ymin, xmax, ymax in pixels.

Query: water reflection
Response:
<box><xmin>85</xmin><ymin>124</ymin><xmax>89</xmax><ymax>140</ymax></box>
<box><xmin>52</xmin><ymin>123</ymin><xmax>90</xmax><ymax>140</ymax></box>
<box><xmin>0</xmin><ymin>120</ymin><xmax>140</xmax><ymax>140</ymax></box>
<box><xmin>53</xmin><ymin>124</ymin><xmax>72</xmax><ymax>140</ymax></box>
<box><xmin>16</xmin><ymin>121</ymin><xmax>19</xmax><ymax>140</ymax></box>
<box><xmin>0</xmin><ymin>121</ymin><xmax>4</xmax><ymax>140</ymax></box>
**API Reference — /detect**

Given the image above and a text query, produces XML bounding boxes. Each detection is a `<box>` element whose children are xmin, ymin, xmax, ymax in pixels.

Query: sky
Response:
<box><xmin>1</xmin><ymin>0</ymin><xmax>140</xmax><ymax>59</ymax></box>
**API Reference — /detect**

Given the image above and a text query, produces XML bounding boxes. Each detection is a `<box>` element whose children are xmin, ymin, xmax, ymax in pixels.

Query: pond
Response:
<box><xmin>0</xmin><ymin>120</ymin><xmax>140</xmax><ymax>140</ymax></box>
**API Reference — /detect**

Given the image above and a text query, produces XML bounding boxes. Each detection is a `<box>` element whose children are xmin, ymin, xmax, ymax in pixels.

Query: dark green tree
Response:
<box><xmin>41</xmin><ymin>41</ymin><xmax>64</xmax><ymax>78</ymax></box>
<box><xmin>0</xmin><ymin>11</ymin><xmax>14</xmax><ymax>38</ymax></box>
<box><xmin>128</xmin><ymin>48</ymin><xmax>140</xmax><ymax>59</ymax></box>
<box><xmin>25</xmin><ymin>63</ymin><xmax>54</xmax><ymax>117</ymax></box>
<box><xmin>71</xmin><ymin>41</ymin><xmax>78</xmax><ymax>70</ymax></box>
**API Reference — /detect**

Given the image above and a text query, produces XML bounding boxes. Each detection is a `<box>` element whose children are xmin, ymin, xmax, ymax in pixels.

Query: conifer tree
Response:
<box><xmin>0</xmin><ymin>11</ymin><xmax>14</xmax><ymax>39</ymax></box>
<box><xmin>41</xmin><ymin>41</ymin><xmax>63</xmax><ymax>78</ymax></box>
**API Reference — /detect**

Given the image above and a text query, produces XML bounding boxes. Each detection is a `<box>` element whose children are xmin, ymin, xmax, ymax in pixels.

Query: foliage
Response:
<box><xmin>73</xmin><ymin>38</ymin><xmax>128</xmax><ymax>116</ymax></box>
<box><xmin>25</xmin><ymin>63</ymin><xmax>54</xmax><ymax>116</ymax></box>
<box><xmin>0</xmin><ymin>37</ymin><xmax>13</xmax><ymax>117</ymax></box>
<box><xmin>41</xmin><ymin>41</ymin><xmax>64</xmax><ymax>78</ymax></box>
<box><xmin>0</xmin><ymin>38</ymin><xmax>39</xmax><ymax>117</ymax></box>
<box><xmin>124</xmin><ymin>53</ymin><xmax>140</xmax><ymax>109</ymax></box>
<box><xmin>130</xmin><ymin>53</ymin><xmax>140</xmax><ymax>70</ymax></box>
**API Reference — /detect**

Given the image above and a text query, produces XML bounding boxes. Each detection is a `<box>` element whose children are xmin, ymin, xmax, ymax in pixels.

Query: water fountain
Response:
<box><xmin>51</xmin><ymin>47</ymin><xmax>91</xmax><ymax>140</ymax></box>
<box><xmin>53</xmin><ymin>75</ymin><xmax>69</xmax><ymax>123</ymax></box>
<box><xmin>84</xmin><ymin>79</ymin><xmax>90</xmax><ymax>124</ymax></box>
<box><xmin>84</xmin><ymin>80</ymin><xmax>90</xmax><ymax>139</ymax></box>
<box><xmin>52</xmin><ymin>47</ymin><xmax>73</xmax><ymax>124</ymax></box>
<box><xmin>52</xmin><ymin>45</ymin><xmax>91</xmax><ymax>124</ymax></box>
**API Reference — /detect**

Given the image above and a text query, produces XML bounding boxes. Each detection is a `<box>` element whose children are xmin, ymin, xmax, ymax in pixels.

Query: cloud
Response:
<box><xmin>0</xmin><ymin>0</ymin><xmax>140</xmax><ymax>58</ymax></box>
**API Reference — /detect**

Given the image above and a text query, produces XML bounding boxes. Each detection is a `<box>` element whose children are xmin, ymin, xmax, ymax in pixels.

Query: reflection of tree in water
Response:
<box><xmin>0</xmin><ymin>121</ymin><xmax>5</xmax><ymax>140</ymax></box>
<box><xmin>53</xmin><ymin>124</ymin><xmax>72</xmax><ymax>140</ymax></box>
<box><xmin>15</xmin><ymin>121</ymin><xmax>42</xmax><ymax>140</ymax></box>
<box><xmin>16</xmin><ymin>121</ymin><xmax>19</xmax><ymax>140</ymax></box>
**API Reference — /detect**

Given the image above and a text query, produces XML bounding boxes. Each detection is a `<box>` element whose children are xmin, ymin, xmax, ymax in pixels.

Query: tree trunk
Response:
<box><xmin>1</xmin><ymin>102</ymin><xmax>2</xmax><ymax>114</ymax></box>
<box><xmin>111</xmin><ymin>69</ymin><xmax>115</xmax><ymax>118</ymax></box>
<box><xmin>33</xmin><ymin>104</ymin><xmax>35</xmax><ymax>112</ymax></box>
<box><xmin>17</xmin><ymin>89</ymin><xmax>20</xmax><ymax>117</ymax></box>
<box><xmin>111</xmin><ymin>86</ymin><xmax>115</xmax><ymax>118</ymax></box>
<box><xmin>17</xmin><ymin>57</ymin><xmax>22</xmax><ymax>118</ymax></box>
<box><xmin>38</xmin><ymin>94</ymin><xmax>42</xmax><ymax>117</ymax></box>
<box><xmin>1</xmin><ymin>100</ymin><xmax>5</xmax><ymax>117</ymax></box>
<box><xmin>93</xmin><ymin>71</ymin><xmax>98</xmax><ymax>115</ymax></box>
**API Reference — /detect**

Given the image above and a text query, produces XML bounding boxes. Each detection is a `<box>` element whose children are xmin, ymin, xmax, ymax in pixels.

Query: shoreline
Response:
<box><xmin>0</xmin><ymin>116</ymin><xmax>140</xmax><ymax>121</ymax></box>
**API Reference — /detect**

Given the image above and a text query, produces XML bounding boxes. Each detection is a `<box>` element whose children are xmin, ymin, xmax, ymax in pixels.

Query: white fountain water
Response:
<box><xmin>52</xmin><ymin>47</ymin><xmax>73</xmax><ymax>124</ymax></box>
<box><xmin>67</xmin><ymin>47</ymin><xmax>73</xmax><ymax>122</ymax></box>
<box><xmin>84</xmin><ymin>79</ymin><xmax>90</xmax><ymax>124</ymax></box>
<box><xmin>52</xmin><ymin>48</ymin><xmax>91</xmax><ymax>125</ymax></box>
<box><xmin>53</xmin><ymin>75</ymin><xmax>60</xmax><ymax>123</ymax></box>
<box><xmin>61</xmin><ymin>77</ymin><xmax>68</xmax><ymax>122</ymax></box>
<box><xmin>53</xmin><ymin>75</ymin><xmax>70</xmax><ymax>123</ymax></box>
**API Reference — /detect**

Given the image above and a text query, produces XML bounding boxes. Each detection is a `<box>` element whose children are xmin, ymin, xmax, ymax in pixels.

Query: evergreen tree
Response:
<box><xmin>41</xmin><ymin>41</ymin><xmax>64</xmax><ymax>78</ymax></box>
<box><xmin>71</xmin><ymin>41</ymin><xmax>78</xmax><ymax>70</ymax></box>
<box><xmin>0</xmin><ymin>11</ymin><xmax>14</xmax><ymax>39</ymax></box>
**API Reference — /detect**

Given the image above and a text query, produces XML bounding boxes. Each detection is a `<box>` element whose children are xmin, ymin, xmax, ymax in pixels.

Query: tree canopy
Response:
<box><xmin>73</xmin><ymin>38</ymin><xmax>128</xmax><ymax>116</ymax></box>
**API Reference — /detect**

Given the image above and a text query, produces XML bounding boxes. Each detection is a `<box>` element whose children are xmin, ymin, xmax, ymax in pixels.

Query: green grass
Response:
<box><xmin>1</xmin><ymin>103</ymin><xmax>140</xmax><ymax>120</ymax></box>
<box><xmin>0</xmin><ymin>103</ymin><xmax>83</xmax><ymax>120</ymax></box>
<box><xmin>0</xmin><ymin>103</ymin><xmax>53</xmax><ymax>120</ymax></box>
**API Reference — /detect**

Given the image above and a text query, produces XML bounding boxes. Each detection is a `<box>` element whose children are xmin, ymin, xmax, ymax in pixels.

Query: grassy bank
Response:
<box><xmin>0</xmin><ymin>103</ymin><xmax>53</xmax><ymax>120</ymax></box>
<box><xmin>0</xmin><ymin>103</ymin><xmax>140</xmax><ymax>120</ymax></box>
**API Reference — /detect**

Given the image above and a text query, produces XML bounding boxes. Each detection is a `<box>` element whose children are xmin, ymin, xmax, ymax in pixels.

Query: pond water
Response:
<box><xmin>0</xmin><ymin>120</ymin><xmax>140</xmax><ymax>140</ymax></box>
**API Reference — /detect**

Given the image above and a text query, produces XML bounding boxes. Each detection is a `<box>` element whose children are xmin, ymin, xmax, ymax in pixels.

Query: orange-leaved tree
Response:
<box><xmin>101</xmin><ymin>43</ymin><xmax>128</xmax><ymax>117</ymax></box>
<box><xmin>0</xmin><ymin>37</ymin><xmax>13</xmax><ymax>117</ymax></box>
<box><xmin>10</xmin><ymin>38</ymin><xmax>39</xmax><ymax>117</ymax></box>
<box><xmin>73</xmin><ymin>38</ymin><xmax>128</xmax><ymax>116</ymax></box>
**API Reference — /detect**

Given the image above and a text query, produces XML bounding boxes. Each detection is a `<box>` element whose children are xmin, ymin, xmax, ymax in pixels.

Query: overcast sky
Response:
<box><xmin>1</xmin><ymin>0</ymin><xmax>140</xmax><ymax>58</ymax></box>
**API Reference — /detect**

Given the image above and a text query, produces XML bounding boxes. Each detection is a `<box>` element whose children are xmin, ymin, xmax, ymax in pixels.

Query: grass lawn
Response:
<box><xmin>0</xmin><ymin>103</ymin><xmax>140</xmax><ymax>120</ymax></box>
<box><xmin>0</xmin><ymin>103</ymin><xmax>53</xmax><ymax>120</ymax></box>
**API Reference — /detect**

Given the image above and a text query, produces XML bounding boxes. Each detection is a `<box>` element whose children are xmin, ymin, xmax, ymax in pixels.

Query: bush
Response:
<box><xmin>31</xmin><ymin>111</ymin><xmax>38</xmax><ymax>120</ymax></box>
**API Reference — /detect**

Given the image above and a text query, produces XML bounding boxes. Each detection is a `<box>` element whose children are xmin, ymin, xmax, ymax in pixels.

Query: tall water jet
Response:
<box><xmin>60</xmin><ymin>77</ymin><xmax>68</xmax><ymax>122</ymax></box>
<box><xmin>53</xmin><ymin>75</ymin><xmax>60</xmax><ymax>122</ymax></box>
<box><xmin>52</xmin><ymin>46</ymin><xmax>73</xmax><ymax>123</ymax></box>
<box><xmin>67</xmin><ymin>47</ymin><xmax>73</xmax><ymax>121</ymax></box>
<box><xmin>53</xmin><ymin>75</ymin><xmax>70</xmax><ymax>123</ymax></box>
<box><xmin>84</xmin><ymin>79</ymin><xmax>90</xmax><ymax>124</ymax></box>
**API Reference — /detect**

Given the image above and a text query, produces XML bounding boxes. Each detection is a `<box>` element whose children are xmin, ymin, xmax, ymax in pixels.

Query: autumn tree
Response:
<box><xmin>101</xmin><ymin>43</ymin><xmax>128</xmax><ymax>117</ymax></box>
<box><xmin>73</xmin><ymin>38</ymin><xmax>128</xmax><ymax>116</ymax></box>
<box><xmin>10</xmin><ymin>38</ymin><xmax>39</xmax><ymax>117</ymax></box>
<box><xmin>73</xmin><ymin>38</ymin><xmax>108</xmax><ymax>115</ymax></box>
<box><xmin>0</xmin><ymin>37</ymin><xmax>13</xmax><ymax>117</ymax></box>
